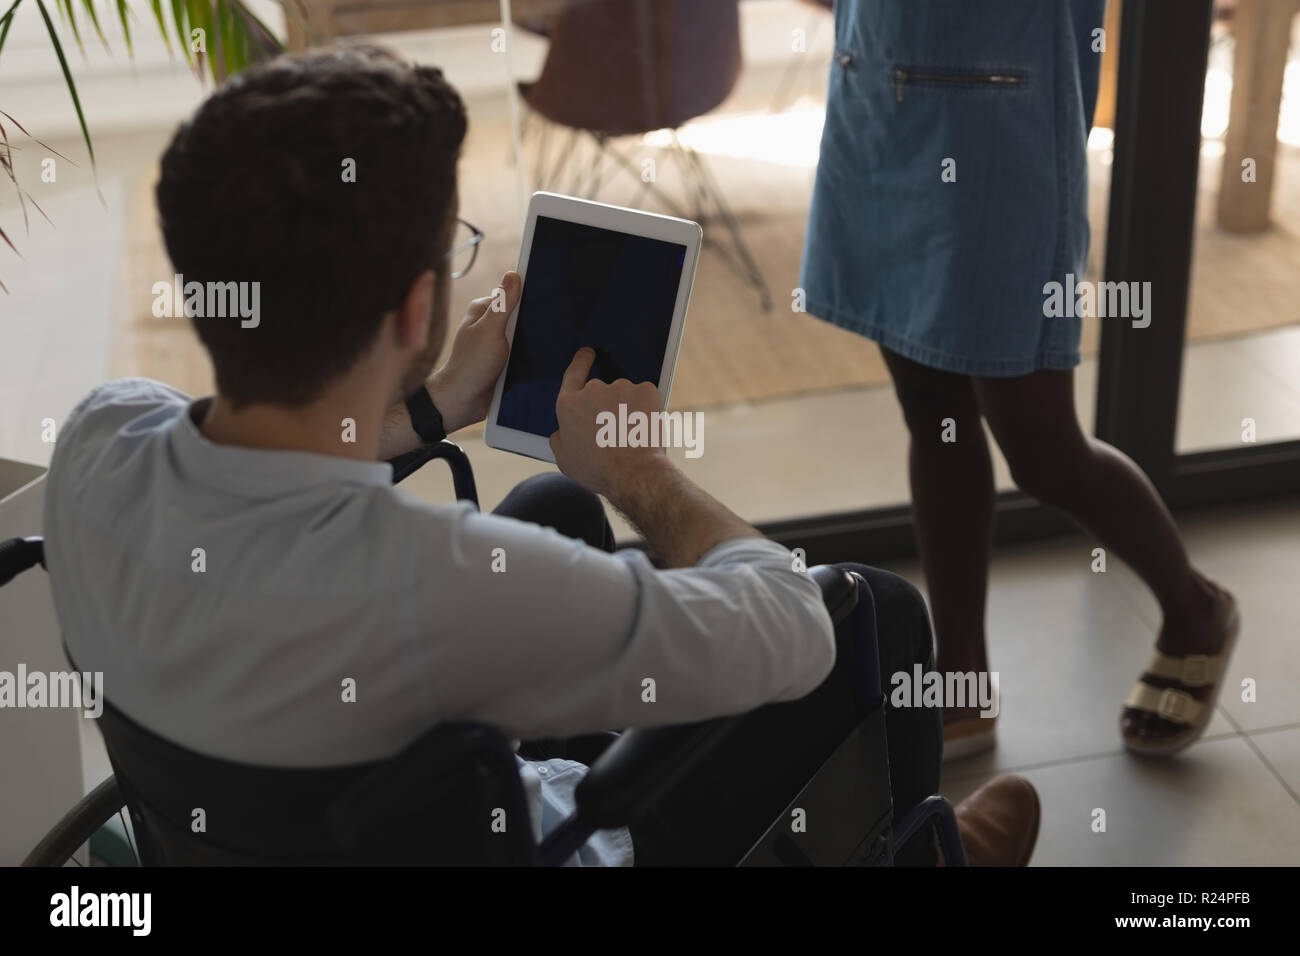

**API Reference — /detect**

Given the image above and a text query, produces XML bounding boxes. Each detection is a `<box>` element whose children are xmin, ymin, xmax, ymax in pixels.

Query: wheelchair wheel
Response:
<box><xmin>21</xmin><ymin>775</ymin><xmax>141</xmax><ymax>867</ymax></box>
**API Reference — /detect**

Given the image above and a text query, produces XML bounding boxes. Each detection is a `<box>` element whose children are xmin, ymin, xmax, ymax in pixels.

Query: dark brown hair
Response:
<box><xmin>155</xmin><ymin>43</ymin><xmax>467</xmax><ymax>407</ymax></box>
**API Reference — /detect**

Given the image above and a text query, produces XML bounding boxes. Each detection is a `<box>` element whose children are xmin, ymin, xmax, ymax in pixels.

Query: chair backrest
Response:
<box><xmin>94</xmin><ymin>701</ymin><xmax>540</xmax><ymax>865</ymax></box>
<box><xmin>521</xmin><ymin>0</ymin><xmax>743</xmax><ymax>135</ymax></box>
<box><xmin>0</xmin><ymin>535</ymin><xmax>44</xmax><ymax>587</ymax></box>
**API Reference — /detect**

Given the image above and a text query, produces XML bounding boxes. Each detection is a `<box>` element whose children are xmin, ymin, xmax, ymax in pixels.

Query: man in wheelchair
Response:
<box><xmin>42</xmin><ymin>44</ymin><xmax>1039</xmax><ymax>866</ymax></box>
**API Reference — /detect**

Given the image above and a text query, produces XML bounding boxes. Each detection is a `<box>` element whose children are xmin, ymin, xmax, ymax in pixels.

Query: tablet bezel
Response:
<box><xmin>483</xmin><ymin>191</ymin><xmax>703</xmax><ymax>463</ymax></box>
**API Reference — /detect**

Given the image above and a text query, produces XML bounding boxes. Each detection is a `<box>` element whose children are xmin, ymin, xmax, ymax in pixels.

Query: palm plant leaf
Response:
<box><xmin>114</xmin><ymin>0</ymin><xmax>131</xmax><ymax>52</ymax></box>
<box><xmin>34</xmin><ymin>0</ymin><xmax>93</xmax><ymax>164</ymax></box>
<box><xmin>0</xmin><ymin>0</ymin><xmax>24</xmax><ymax>64</ymax></box>
<box><xmin>2</xmin><ymin>0</ymin><xmax>287</xmax><ymax>290</ymax></box>
<box><xmin>147</xmin><ymin>0</ymin><xmax>168</xmax><ymax>52</ymax></box>
<box><xmin>216</xmin><ymin>0</ymin><xmax>238</xmax><ymax>77</ymax></box>
<box><xmin>78</xmin><ymin>0</ymin><xmax>107</xmax><ymax>49</ymax></box>
<box><xmin>0</xmin><ymin>108</ymin><xmax>76</xmax><ymax>164</ymax></box>
<box><xmin>187</xmin><ymin>0</ymin><xmax>215</xmax><ymax>78</ymax></box>
<box><xmin>0</xmin><ymin>122</ymin><xmax>26</xmax><ymax>239</ymax></box>
<box><xmin>55</xmin><ymin>0</ymin><xmax>83</xmax><ymax>54</ymax></box>
<box><xmin>169</xmin><ymin>0</ymin><xmax>190</xmax><ymax>64</ymax></box>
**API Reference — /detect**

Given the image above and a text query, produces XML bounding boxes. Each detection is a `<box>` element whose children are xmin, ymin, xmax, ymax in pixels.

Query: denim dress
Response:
<box><xmin>800</xmin><ymin>0</ymin><xmax>1106</xmax><ymax>376</ymax></box>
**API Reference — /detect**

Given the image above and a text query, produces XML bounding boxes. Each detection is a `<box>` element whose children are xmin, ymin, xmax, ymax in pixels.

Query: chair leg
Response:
<box><xmin>588</xmin><ymin>136</ymin><xmax>679</xmax><ymax>215</ymax></box>
<box><xmin>532</xmin><ymin>119</ymin><xmax>552</xmax><ymax>189</ymax></box>
<box><xmin>546</xmin><ymin>128</ymin><xmax>581</xmax><ymax>191</ymax></box>
<box><xmin>565</xmin><ymin>129</ymin><xmax>774</xmax><ymax>312</ymax></box>
<box><xmin>769</xmin><ymin>12</ymin><xmax>828</xmax><ymax>113</ymax></box>
<box><xmin>671</xmin><ymin>133</ymin><xmax>773</xmax><ymax>311</ymax></box>
<box><xmin>508</xmin><ymin>107</ymin><xmax>535</xmax><ymax>167</ymax></box>
<box><xmin>568</xmin><ymin>135</ymin><xmax>608</xmax><ymax>199</ymax></box>
<box><xmin>531</xmin><ymin>122</ymin><xmax>579</xmax><ymax>191</ymax></box>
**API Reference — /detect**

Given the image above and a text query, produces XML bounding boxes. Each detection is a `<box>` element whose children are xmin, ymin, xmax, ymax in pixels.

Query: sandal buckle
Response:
<box><xmin>1180</xmin><ymin>655</ymin><xmax>1214</xmax><ymax>686</ymax></box>
<box><xmin>1157</xmin><ymin>688</ymin><xmax>1188</xmax><ymax>721</ymax></box>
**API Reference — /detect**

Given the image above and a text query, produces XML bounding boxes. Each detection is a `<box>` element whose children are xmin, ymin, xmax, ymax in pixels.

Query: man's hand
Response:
<box><xmin>549</xmin><ymin>347</ymin><xmax>759</xmax><ymax>567</ymax></box>
<box><xmin>549</xmin><ymin>347</ymin><xmax>669</xmax><ymax>499</ymax></box>
<box><xmin>428</xmin><ymin>271</ymin><xmax>521</xmax><ymax>433</ymax></box>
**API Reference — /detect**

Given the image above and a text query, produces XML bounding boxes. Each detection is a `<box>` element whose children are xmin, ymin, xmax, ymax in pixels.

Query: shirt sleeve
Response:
<box><xmin>49</xmin><ymin>378</ymin><xmax>191</xmax><ymax>490</ymax></box>
<box><xmin>410</xmin><ymin>503</ymin><xmax>838</xmax><ymax>740</ymax></box>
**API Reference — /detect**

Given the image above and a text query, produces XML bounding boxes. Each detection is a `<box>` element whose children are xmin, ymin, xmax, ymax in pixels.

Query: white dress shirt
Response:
<box><xmin>43</xmin><ymin>379</ymin><xmax>837</xmax><ymax>865</ymax></box>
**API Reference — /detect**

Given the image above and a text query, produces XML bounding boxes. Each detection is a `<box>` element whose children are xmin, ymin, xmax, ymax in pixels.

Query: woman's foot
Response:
<box><xmin>1120</xmin><ymin>571</ymin><xmax>1239</xmax><ymax>755</ymax></box>
<box><xmin>938</xmin><ymin>654</ymin><xmax>999</xmax><ymax>761</ymax></box>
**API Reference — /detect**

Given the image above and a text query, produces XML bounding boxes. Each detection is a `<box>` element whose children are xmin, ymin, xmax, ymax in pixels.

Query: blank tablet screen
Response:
<box><xmin>497</xmin><ymin>215</ymin><xmax>688</xmax><ymax>438</ymax></box>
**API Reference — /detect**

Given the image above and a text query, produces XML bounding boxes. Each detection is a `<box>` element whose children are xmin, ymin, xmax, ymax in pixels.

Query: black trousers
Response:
<box><xmin>494</xmin><ymin>474</ymin><xmax>942</xmax><ymax>866</ymax></box>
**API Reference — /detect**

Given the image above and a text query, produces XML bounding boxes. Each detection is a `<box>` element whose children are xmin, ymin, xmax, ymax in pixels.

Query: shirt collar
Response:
<box><xmin>170</xmin><ymin>398</ymin><xmax>394</xmax><ymax>496</ymax></box>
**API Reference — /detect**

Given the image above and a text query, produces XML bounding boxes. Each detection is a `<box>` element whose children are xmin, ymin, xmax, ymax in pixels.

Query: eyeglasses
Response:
<box><xmin>447</xmin><ymin>218</ymin><xmax>485</xmax><ymax>280</ymax></box>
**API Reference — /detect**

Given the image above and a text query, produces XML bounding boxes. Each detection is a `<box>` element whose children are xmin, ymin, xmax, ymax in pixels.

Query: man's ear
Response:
<box><xmin>394</xmin><ymin>270</ymin><xmax>436</xmax><ymax>350</ymax></box>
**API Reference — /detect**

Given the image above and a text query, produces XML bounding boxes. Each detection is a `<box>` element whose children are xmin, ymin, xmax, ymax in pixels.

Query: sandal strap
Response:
<box><xmin>1143</xmin><ymin>650</ymin><xmax>1226</xmax><ymax>688</ymax></box>
<box><xmin>1124</xmin><ymin>682</ymin><xmax>1208</xmax><ymax>727</ymax></box>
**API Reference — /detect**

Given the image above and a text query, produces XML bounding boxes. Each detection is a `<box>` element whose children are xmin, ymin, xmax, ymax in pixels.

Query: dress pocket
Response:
<box><xmin>893</xmin><ymin>65</ymin><xmax>1029</xmax><ymax>103</ymax></box>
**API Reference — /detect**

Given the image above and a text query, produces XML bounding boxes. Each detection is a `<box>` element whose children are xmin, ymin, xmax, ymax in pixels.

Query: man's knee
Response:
<box><xmin>494</xmin><ymin>473</ymin><xmax>612</xmax><ymax>550</ymax></box>
<box><xmin>510</xmin><ymin>472</ymin><xmax>598</xmax><ymax>512</ymax></box>
<box><xmin>835</xmin><ymin>564</ymin><xmax>935</xmax><ymax>674</ymax></box>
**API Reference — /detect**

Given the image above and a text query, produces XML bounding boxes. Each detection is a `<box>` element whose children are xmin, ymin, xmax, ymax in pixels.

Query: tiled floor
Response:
<box><xmin>914</xmin><ymin>499</ymin><xmax>1300</xmax><ymax>866</ymax></box>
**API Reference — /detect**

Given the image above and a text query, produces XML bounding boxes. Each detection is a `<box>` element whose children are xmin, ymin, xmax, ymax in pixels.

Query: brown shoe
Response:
<box><xmin>952</xmin><ymin>774</ymin><xmax>1040</xmax><ymax>866</ymax></box>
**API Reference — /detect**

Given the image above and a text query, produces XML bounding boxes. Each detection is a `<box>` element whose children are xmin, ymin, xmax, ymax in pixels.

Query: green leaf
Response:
<box><xmin>188</xmin><ymin>0</ymin><xmax>215</xmax><ymax>80</ymax></box>
<box><xmin>169</xmin><ymin>0</ymin><xmax>191</xmax><ymax>65</ymax></box>
<box><xmin>115</xmin><ymin>0</ymin><xmax>131</xmax><ymax>52</ymax></box>
<box><xmin>57</xmin><ymin>0</ymin><xmax>84</xmax><ymax>54</ymax></box>
<box><xmin>34</xmin><ymin>0</ymin><xmax>94</xmax><ymax>166</ymax></box>
<box><xmin>147</xmin><ymin>0</ymin><xmax>169</xmax><ymax>53</ymax></box>
<box><xmin>217</xmin><ymin>0</ymin><xmax>239</xmax><ymax>77</ymax></box>
<box><xmin>0</xmin><ymin>0</ymin><xmax>26</xmax><ymax>66</ymax></box>
<box><xmin>79</xmin><ymin>0</ymin><xmax>106</xmax><ymax>48</ymax></box>
<box><xmin>239</xmin><ymin>4</ymin><xmax>251</xmax><ymax>66</ymax></box>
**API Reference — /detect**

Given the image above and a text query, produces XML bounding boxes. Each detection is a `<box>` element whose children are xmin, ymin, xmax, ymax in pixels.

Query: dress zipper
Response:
<box><xmin>895</xmin><ymin>68</ymin><xmax>1026</xmax><ymax>103</ymax></box>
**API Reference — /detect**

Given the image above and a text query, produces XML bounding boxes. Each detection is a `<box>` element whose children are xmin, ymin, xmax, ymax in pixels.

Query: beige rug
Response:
<box><xmin>119</xmin><ymin>107</ymin><xmax>1300</xmax><ymax>413</ymax></box>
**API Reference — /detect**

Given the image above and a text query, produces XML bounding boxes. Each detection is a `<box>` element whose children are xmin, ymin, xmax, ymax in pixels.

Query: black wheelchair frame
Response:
<box><xmin>4</xmin><ymin>440</ymin><xmax>965</xmax><ymax>867</ymax></box>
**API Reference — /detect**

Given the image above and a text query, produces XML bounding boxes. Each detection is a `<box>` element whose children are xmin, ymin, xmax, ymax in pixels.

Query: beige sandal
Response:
<box><xmin>1121</xmin><ymin>590</ymin><xmax>1239</xmax><ymax>757</ymax></box>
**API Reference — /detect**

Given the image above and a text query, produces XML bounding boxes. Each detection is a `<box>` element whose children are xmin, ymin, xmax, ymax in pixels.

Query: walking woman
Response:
<box><xmin>801</xmin><ymin>0</ymin><xmax>1238</xmax><ymax>758</ymax></box>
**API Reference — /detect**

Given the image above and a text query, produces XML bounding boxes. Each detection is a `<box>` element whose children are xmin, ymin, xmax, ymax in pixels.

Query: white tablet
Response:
<box><xmin>484</xmin><ymin>191</ymin><xmax>703</xmax><ymax>463</ymax></box>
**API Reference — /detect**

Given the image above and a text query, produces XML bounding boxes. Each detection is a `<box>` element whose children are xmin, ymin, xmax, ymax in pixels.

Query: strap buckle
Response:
<box><xmin>1157</xmin><ymin>688</ymin><xmax>1190</xmax><ymax>722</ymax></box>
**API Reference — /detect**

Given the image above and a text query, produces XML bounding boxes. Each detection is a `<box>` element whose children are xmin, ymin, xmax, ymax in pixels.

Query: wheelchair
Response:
<box><xmin>3</xmin><ymin>440</ymin><xmax>965</xmax><ymax>866</ymax></box>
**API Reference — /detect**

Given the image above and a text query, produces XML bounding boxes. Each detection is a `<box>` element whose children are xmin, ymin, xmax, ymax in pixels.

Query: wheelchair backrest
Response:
<box><xmin>94</xmin><ymin>701</ymin><xmax>540</xmax><ymax>865</ymax></box>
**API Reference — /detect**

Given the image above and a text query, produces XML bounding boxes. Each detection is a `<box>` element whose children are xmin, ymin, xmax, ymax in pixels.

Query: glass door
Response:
<box><xmin>1095</xmin><ymin>0</ymin><xmax>1300</xmax><ymax>510</ymax></box>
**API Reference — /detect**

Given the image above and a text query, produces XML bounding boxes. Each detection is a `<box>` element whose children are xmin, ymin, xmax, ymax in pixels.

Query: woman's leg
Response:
<box><xmin>969</xmin><ymin>368</ymin><xmax>1230</xmax><ymax>745</ymax></box>
<box><xmin>881</xmin><ymin>348</ymin><xmax>996</xmax><ymax>723</ymax></box>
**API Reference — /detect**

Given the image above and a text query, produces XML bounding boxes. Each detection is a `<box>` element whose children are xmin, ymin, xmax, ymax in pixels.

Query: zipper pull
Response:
<box><xmin>895</xmin><ymin>68</ymin><xmax>905</xmax><ymax>103</ymax></box>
